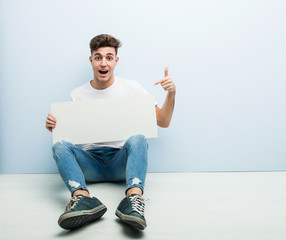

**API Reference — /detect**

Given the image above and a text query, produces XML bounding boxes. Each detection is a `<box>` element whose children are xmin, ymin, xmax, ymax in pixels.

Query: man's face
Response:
<box><xmin>89</xmin><ymin>47</ymin><xmax>119</xmax><ymax>85</ymax></box>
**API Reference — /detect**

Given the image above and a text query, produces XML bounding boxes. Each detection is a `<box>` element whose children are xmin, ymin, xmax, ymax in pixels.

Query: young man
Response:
<box><xmin>45</xmin><ymin>34</ymin><xmax>176</xmax><ymax>231</ymax></box>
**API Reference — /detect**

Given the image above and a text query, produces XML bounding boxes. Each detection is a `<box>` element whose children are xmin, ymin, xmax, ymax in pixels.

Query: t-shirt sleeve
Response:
<box><xmin>133</xmin><ymin>81</ymin><xmax>158</xmax><ymax>106</ymax></box>
<box><xmin>69</xmin><ymin>88</ymin><xmax>77</xmax><ymax>101</ymax></box>
<box><xmin>133</xmin><ymin>81</ymin><xmax>149</xmax><ymax>95</ymax></box>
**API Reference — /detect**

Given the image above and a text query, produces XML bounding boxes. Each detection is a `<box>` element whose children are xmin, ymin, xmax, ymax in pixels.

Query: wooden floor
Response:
<box><xmin>0</xmin><ymin>172</ymin><xmax>285</xmax><ymax>240</ymax></box>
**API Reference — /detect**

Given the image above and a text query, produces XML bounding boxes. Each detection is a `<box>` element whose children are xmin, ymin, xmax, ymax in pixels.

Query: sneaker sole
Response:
<box><xmin>58</xmin><ymin>205</ymin><xmax>107</xmax><ymax>230</ymax></box>
<box><xmin>115</xmin><ymin>209</ymin><xmax>146</xmax><ymax>230</ymax></box>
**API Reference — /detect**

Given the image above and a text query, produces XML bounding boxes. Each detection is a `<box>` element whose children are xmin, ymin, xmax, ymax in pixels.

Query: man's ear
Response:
<box><xmin>116</xmin><ymin>57</ymin><xmax>119</xmax><ymax>64</ymax></box>
<box><xmin>89</xmin><ymin>56</ymin><xmax>92</xmax><ymax>63</ymax></box>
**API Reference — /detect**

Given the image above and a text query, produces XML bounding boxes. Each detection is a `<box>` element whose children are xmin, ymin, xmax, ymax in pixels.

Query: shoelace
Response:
<box><xmin>65</xmin><ymin>195</ymin><xmax>83</xmax><ymax>212</ymax></box>
<box><xmin>129</xmin><ymin>195</ymin><xmax>146</xmax><ymax>217</ymax></box>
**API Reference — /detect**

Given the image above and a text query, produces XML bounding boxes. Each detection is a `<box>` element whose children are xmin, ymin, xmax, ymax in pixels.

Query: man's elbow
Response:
<box><xmin>157</xmin><ymin>121</ymin><xmax>170</xmax><ymax>128</ymax></box>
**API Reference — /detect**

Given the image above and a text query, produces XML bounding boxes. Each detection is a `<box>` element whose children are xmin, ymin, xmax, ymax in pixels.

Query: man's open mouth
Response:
<box><xmin>99</xmin><ymin>70</ymin><xmax>108</xmax><ymax>74</ymax></box>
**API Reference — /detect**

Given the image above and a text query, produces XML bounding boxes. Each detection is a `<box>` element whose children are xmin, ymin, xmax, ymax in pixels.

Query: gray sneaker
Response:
<box><xmin>115</xmin><ymin>194</ymin><xmax>147</xmax><ymax>230</ymax></box>
<box><xmin>58</xmin><ymin>195</ymin><xmax>107</xmax><ymax>230</ymax></box>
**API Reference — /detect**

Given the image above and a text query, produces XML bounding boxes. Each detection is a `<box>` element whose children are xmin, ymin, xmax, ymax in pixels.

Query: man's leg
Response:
<box><xmin>52</xmin><ymin>140</ymin><xmax>107</xmax><ymax>230</ymax></box>
<box><xmin>125</xmin><ymin>134</ymin><xmax>148</xmax><ymax>195</ymax></box>
<box><xmin>52</xmin><ymin>141</ymin><xmax>89</xmax><ymax>195</ymax></box>
<box><xmin>114</xmin><ymin>134</ymin><xmax>148</xmax><ymax>230</ymax></box>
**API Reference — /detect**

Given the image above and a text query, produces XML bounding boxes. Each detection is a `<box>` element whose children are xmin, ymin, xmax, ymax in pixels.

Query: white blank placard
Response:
<box><xmin>51</xmin><ymin>95</ymin><xmax>158</xmax><ymax>144</ymax></box>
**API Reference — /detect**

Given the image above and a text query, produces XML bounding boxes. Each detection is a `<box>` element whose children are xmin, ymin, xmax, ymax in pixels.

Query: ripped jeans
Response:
<box><xmin>52</xmin><ymin>134</ymin><xmax>148</xmax><ymax>196</ymax></box>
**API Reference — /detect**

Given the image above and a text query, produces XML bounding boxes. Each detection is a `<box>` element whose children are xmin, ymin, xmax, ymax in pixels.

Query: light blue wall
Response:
<box><xmin>1</xmin><ymin>0</ymin><xmax>286</xmax><ymax>173</ymax></box>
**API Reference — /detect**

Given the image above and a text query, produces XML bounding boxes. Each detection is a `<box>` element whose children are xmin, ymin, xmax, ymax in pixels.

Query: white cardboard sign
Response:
<box><xmin>51</xmin><ymin>95</ymin><xmax>158</xmax><ymax>144</ymax></box>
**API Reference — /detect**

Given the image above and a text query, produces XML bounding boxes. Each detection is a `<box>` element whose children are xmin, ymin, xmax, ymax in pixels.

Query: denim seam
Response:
<box><xmin>76</xmin><ymin>147</ymin><xmax>104</xmax><ymax>164</ymax></box>
<box><xmin>124</xmin><ymin>146</ymin><xmax>129</xmax><ymax>186</ymax></box>
<box><xmin>102</xmin><ymin>148</ymin><xmax>108</xmax><ymax>180</ymax></box>
<box><xmin>106</xmin><ymin>146</ymin><xmax>128</xmax><ymax>165</ymax></box>
<box><xmin>124</xmin><ymin>143</ymin><xmax>146</xmax><ymax>195</ymax></box>
<box><xmin>71</xmin><ymin>147</ymin><xmax>86</xmax><ymax>190</ymax></box>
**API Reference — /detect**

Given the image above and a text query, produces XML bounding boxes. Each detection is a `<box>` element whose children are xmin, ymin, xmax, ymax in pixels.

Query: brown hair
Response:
<box><xmin>89</xmin><ymin>34</ymin><xmax>121</xmax><ymax>55</ymax></box>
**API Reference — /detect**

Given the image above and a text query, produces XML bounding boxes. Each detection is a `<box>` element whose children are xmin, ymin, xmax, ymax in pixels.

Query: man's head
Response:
<box><xmin>89</xmin><ymin>34</ymin><xmax>121</xmax><ymax>89</ymax></box>
<box><xmin>89</xmin><ymin>34</ymin><xmax>121</xmax><ymax>56</ymax></box>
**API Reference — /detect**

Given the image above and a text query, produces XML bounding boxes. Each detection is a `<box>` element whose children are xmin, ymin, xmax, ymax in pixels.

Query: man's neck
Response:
<box><xmin>91</xmin><ymin>76</ymin><xmax>115</xmax><ymax>90</ymax></box>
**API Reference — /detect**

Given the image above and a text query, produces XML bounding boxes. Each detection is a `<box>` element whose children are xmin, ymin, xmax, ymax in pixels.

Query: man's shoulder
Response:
<box><xmin>70</xmin><ymin>81</ymin><xmax>91</xmax><ymax>100</ymax></box>
<box><xmin>72</xmin><ymin>81</ymin><xmax>91</xmax><ymax>92</ymax></box>
<box><xmin>116</xmin><ymin>76</ymin><xmax>142</xmax><ymax>87</ymax></box>
<box><xmin>115</xmin><ymin>76</ymin><xmax>148</xmax><ymax>95</ymax></box>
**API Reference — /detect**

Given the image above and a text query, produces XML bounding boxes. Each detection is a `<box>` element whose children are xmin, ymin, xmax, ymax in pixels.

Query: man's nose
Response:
<box><xmin>101</xmin><ymin>58</ymin><xmax>107</xmax><ymax>66</ymax></box>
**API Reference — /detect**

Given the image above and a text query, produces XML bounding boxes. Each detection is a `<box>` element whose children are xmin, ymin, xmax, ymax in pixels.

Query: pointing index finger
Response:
<box><xmin>154</xmin><ymin>79</ymin><xmax>162</xmax><ymax>85</ymax></box>
<box><xmin>164</xmin><ymin>66</ymin><xmax>169</xmax><ymax>77</ymax></box>
<box><xmin>154</xmin><ymin>66</ymin><xmax>169</xmax><ymax>85</ymax></box>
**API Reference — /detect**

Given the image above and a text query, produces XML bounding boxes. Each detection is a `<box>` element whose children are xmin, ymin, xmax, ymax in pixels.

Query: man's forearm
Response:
<box><xmin>157</xmin><ymin>91</ymin><xmax>176</xmax><ymax>128</ymax></box>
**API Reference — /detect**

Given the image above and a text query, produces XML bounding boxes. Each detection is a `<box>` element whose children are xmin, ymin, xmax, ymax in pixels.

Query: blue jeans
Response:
<box><xmin>52</xmin><ymin>134</ymin><xmax>148</xmax><ymax>196</ymax></box>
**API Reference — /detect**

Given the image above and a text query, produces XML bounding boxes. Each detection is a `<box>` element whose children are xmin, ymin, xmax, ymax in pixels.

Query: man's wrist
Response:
<box><xmin>168</xmin><ymin>89</ymin><xmax>176</xmax><ymax>95</ymax></box>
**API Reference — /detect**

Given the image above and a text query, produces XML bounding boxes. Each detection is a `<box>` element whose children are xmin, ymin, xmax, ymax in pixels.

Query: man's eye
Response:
<box><xmin>107</xmin><ymin>57</ymin><xmax>113</xmax><ymax>61</ymax></box>
<box><xmin>95</xmin><ymin>57</ymin><xmax>101</xmax><ymax>60</ymax></box>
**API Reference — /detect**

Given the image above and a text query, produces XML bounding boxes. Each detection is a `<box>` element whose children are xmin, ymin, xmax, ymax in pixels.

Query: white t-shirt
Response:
<box><xmin>70</xmin><ymin>76</ymin><xmax>154</xmax><ymax>150</ymax></box>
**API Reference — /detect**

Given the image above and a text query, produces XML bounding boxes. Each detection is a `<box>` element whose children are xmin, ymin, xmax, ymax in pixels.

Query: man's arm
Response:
<box><xmin>154</xmin><ymin>67</ymin><xmax>176</xmax><ymax>128</ymax></box>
